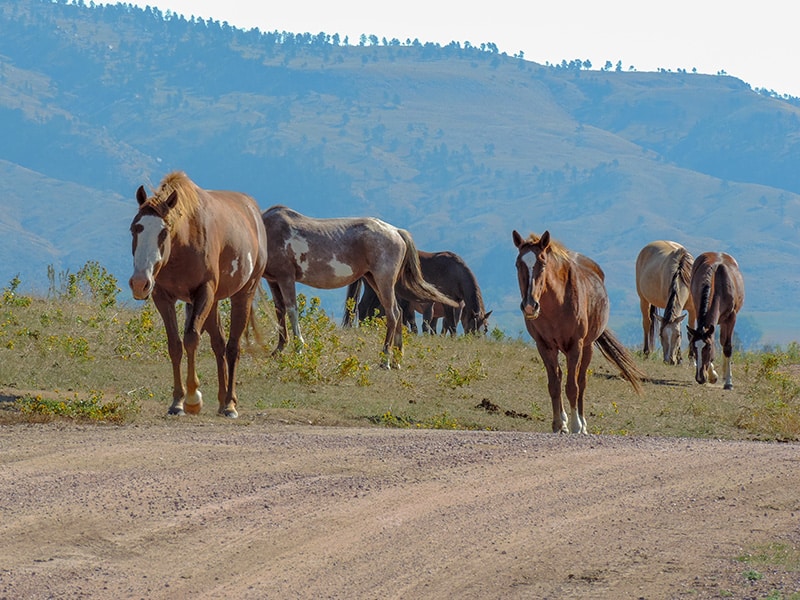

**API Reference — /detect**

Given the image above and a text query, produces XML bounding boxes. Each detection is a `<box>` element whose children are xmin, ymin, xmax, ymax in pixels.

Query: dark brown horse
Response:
<box><xmin>262</xmin><ymin>205</ymin><xmax>456</xmax><ymax>368</ymax></box>
<box><xmin>343</xmin><ymin>250</ymin><xmax>491</xmax><ymax>335</ymax></box>
<box><xmin>513</xmin><ymin>230</ymin><xmax>643</xmax><ymax>434</ymax></box>
<box><xmin>686</xmin><ymin>252</ymin><xmax>745</xmax><ymax>389</ymax></box>
<box><xmin>635</xmin><ymin>240</ymin><xmax>696</xmax><ymax>364</ymax></box>
<box><xmin>128</xmin><ymin>171</ymin><xmax>268</xmax><ymax>418</ymax></box>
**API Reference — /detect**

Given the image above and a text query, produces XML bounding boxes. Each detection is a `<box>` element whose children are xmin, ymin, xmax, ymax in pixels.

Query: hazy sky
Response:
<box><xmin>119</xmin><ymin>0</ymin><xmax>798</xmax><ymax>97</ymax></box>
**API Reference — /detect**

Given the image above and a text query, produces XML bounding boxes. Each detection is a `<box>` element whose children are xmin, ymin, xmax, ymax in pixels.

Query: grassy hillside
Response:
<box><xmin>1</xmin><ymin>283</ymin><xmax>799</xmax><ymax>441</ymax></box>
<box><xmin>1</xmin><ymin>0</ymin><xmax>800</xmax><ymax>347</ymax></box>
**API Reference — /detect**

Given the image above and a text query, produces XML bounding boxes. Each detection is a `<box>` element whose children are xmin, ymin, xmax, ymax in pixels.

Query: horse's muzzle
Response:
<box><xmin>129</xmin><ymin>274</ymin><xmax>153</xmax><ymax>300</ymax></box>
<box><xmin>522</xmin><ymin>302</ymin><xmax>540</xmax><ymax>320</ymax></box>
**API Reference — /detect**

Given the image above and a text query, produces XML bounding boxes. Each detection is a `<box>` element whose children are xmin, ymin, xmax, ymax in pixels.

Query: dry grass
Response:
<box><xmin>1</xmin><ymin>277</ymin><xmax>799</xmax><ymax>440</ymax></box>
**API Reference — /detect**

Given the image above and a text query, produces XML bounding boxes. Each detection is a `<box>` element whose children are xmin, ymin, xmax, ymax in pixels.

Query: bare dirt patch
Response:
<box><xmin>1</xmin><ymin>422</ymin><xmax>799</xmax><ymax>599</ymax></box>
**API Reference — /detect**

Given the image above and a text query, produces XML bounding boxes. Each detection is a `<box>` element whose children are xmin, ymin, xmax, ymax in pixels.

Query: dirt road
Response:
<box><xmin>1</xmin><ymin>422</ymin><xmax>798</xmax><ymax>599</ymax></box>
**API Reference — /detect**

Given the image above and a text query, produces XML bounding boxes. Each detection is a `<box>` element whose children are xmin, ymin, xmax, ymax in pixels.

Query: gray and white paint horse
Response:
<box><xmin>261</xmin><ymin>205</ymin><xmax>457</xmax><ymax>368</ymax></box>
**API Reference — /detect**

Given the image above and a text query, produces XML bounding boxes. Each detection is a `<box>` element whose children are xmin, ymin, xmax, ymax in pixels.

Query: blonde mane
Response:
<box><xmin>525</xmin><ymin>232</ymin><xmax>572</xmax><ymax>261</ymax></box>
<box><xmin>145</xmin><ymin>171</ymin><xmax>200</xmax><ymax>229</ymax></box>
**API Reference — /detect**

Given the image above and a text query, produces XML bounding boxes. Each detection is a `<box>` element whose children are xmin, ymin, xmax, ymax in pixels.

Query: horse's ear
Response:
<box><xmin>677</xmin><ymin>313</ymin><xmax>688</xmax><ymax>324</ymax></box>
<box><xmin>512</xmin><ymin>230</ymin><xmax>524</xmax><ymax>248</ymax></box>
<box><xmin>164</xmin><ymin>190</ymin><xmax>179</xmax><ymax>210</ymax></box>
<box><xmin>136</xmin><ymin>185</ymin><xmax>147</xmax><ymax>206</ymax></box>
<box><xmin>540</xmin><ymin>230</ymin><xmax>551</xmax><ymax>249</ymax></box>
<box><xmin>705</xmin><ymin>325</ymin><xmax>715</xmax><ymax>338</ymax></box>
<box><xmin>484</xmin><ymin>310</ymin><xmax>493</xmax><ymax>319</ymax></box>
<box><xmin>687</xmin><ymin>326</ymin><xmax>697</xmax><ymax>338</ymax></box>
<box><xmin>653</xmin><ymin>313</ymin><xmax>662</xmax><ymax>324</ymax></box>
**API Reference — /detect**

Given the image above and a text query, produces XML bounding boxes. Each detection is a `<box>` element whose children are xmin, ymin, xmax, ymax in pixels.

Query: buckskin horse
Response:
<box><xmin>686</xmin><ymin>251</ymin><xmax>745</xmax><ymax>389</ymax></box>
<box><xmin>513</xmin><ymin>230</ymin><xmax>644</xmax><ymax>434</ymax></box>
<box><xmin>261</xmin><ymin>205</ymin><xmax>457</xmax><ymax>368</ymax></box>
<box><xmin>635</xmin><ymin>241</ymin><xmax>696</xmax><ymax>364</ymax></box>
<box><xmin>128</xmin><ymin>171</ymin><xmax>268</xmax><ymax>418</ymax></box>
<box><xmin>342</xmin><ymin>250</ymin><xmax>491</xmax><ymax>335</ymax></box>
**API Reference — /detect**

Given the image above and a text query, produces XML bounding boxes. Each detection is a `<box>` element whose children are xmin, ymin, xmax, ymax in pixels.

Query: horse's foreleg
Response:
<box><xmin>720</xmin><ymin>321</ymin><xmax>735</xmax><ymax>390</ymax></box>
<box><xmin>573</xmin><ymin>345</ymin><xmax>592</xmax><ymax>434</ymax></box>
<box><xmin>538</xmin><ymin>346</ymin><xmax>566</xmax><ymax>433</ymax></box>
<box><xmin>153</xmin><ymin>292</ymin><xmax>185</xmax><ymax>415</ymax></box>
<box><xmin>640</xmin><ymin>299</ymin><xmax>652</xmax><ymax>356</ymax></box>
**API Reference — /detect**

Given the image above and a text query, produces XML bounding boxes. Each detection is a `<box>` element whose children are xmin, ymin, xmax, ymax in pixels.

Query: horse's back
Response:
<box><xmin>693</xmin><ymin>251</ymin><xmax>745</xmax><ymax>312</ymax></box>
<box><xmin>203</xmin><ymin>190</ymin><xmax>268</xmax><ymax>297</ymax></box>
<box><xmin>262</xmin><ymin>205</ymin><xmax>406</xmax><ymax>288</ymax></box>
<box><xmin>636</xmin><ymin>240</ymin><xmax>689</xmax><ymax>302</ymax></box>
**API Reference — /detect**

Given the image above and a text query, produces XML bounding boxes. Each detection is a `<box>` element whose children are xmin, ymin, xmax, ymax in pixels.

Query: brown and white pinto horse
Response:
<box><xmin>129</xmin><ymin>171</ymin><xmax>267</xmax><ymax>418</ymax></box>
<box><xmin>687</xmin><ymin>252</ymin><xmax>745</xmax><ymax>389</ymax></box>
<box><xmin>513</xmin><ymin>230</ymin><xmax>643</xmax><ymax>434</ymax></box>
<box><xmin>635</xmin><ymin>241</ymin><xmax>696</xmax><ymax>364</ymax></box>
<box><xmin>262</xmin><ymin>205</ymin><xmax>457</xmax><ymax>368</ymax></box>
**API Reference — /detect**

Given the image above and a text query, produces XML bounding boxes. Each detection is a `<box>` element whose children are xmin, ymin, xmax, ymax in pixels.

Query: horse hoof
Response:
<box><xmin>724</xmin><ymin>383</ymin><xmax>733</xmax><ymax>390</ymax></box>
<box><xmin>218</xmin><ymin>407</ymin><xmax>238</xmax><ymax>418</ymax></box>
<box><xmin>167</xmin><ymin>408</ymin><xmax>185</xmax><ymax>416</ymax></box>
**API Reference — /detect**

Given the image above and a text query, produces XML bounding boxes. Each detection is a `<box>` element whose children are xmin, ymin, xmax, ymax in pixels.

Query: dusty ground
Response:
<box><xmin>1</xmin><ymin>421</ymin><xmax>799</xmax><ymax>599</ymax></box>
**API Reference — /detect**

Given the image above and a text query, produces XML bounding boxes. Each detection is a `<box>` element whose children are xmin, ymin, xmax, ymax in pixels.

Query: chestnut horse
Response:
<box><xmin>635</xmin><ymin>241</ymin><xmax>696</xmax><ymax>364</ymax></box>
<box><xmin>262</xmin><ymin>205</ymin><xmax>457</xmax><ymax>368</ymax></box>
<box><xmin>687</xmin><ymin>252</ymin><xmax>745</xmax><ymax>389</ymax></box>
<box><xmin>513</xmin><ymin>230</ymin><xmax>643</xmax><ymax>434</ymax></box>
<box><xmin>342</xmin><ymin>250</ymin><xmax>491</xmax><ymax>335</ymax></box>
<box><xmin>129</xmin><ymin>171</ymin><xmax>268</xmax><ymax>418</ymax></box>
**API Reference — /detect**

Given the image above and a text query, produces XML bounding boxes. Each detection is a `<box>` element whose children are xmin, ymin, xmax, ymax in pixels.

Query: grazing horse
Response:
<box><xmin>343</xmin><ymin>251</ymin><xmax>491</xmax><ymax>335</ymax></box>
<box><xmin>686</xmin><ymin>252</ymin><xmax>745</xmax><ymax>389</ymax></box>
<box><xmin>635</xmin><ymin>241</ymin><xmax>696</xmax><ymax>364</ymax></box>
<box><xmin>128</xmin><ymin>171</ymin><xmax>268</xmax><ymax>418</ymax></box>
<box><xmin>513</xmin><ymin>230</ymin><xmax>643</xmax><ymax>434</ymax></box>
<box><xmin>262</xmin><ymin>205</ymin><xmax>457</xmax><ymax>368</ymax></box>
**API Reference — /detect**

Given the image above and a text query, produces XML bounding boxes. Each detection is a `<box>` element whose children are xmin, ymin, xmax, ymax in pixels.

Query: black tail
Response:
<box><xmin>396</xmin><ymin>229</ymin><xmax>459</xmax><ymax>307</ymax></box>
<box><xmin>647</xmin><ymin>304</ymin><xmax>658</xmax><ymax>351</ymax></box>
<box><xmin>341</xmin><ymin>278</ymin><xmax>364</xmax><ymax>327</ymax></box>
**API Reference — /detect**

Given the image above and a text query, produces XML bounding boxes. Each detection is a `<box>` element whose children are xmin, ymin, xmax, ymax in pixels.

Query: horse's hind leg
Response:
<box><xmin>220</xmin><ymin>290</ymin><xmax>255</xmax><ymax>418</ymax></box>
<box><xmin>202</xmin><ymin>303</ymin><xmax>228</xmax><ymax>416</ymax></box>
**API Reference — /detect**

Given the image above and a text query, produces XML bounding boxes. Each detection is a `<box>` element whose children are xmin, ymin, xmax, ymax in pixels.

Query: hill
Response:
<box><xmin>1</xmin><ymin>0</ymin><xmax>800</xmax><ymax>347</ymax></box>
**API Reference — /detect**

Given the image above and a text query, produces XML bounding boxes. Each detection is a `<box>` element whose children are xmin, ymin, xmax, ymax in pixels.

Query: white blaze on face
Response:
<box><xmin>521</xmin><ymin>252</ymin><xmax>537</xmax><ymax>293</ymax></box>
<box><xmin>133</xmin><ymin>215</ymin><xmax>166</xmax><ymax>276</ymax></box>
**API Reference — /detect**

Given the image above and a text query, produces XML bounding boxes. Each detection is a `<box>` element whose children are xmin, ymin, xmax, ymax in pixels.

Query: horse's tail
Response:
<box><xmin>647</xmin><ymin>304</ymin><xmax>658</xmax><ymax>349</ymax></box>
<box><xmin>396</xmin><ymin>230</ymin><xmax>459</xmax><ymax>307</ymax></box>
<box><xmin>342</xmin><ymin>278</ymin><xmax>363</xmax><ymax>327</ymax></box>
<box><xmin>595</xmin><ymin>329</ymin><xmax>645</xmax><ymax>395</ymax></box>
<box><xmin>245</xmin><ymin>283</ymin><xmax>269</xmax><ymax>351</ymax></box>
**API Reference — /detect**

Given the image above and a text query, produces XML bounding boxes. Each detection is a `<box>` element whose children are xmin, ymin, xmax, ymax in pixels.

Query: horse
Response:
<box><xmin>342</xmin><ymin>250</ymin><xmax>491</xmax><ymax>335</ymax></box>
<box><xmin>635</xmin><ymin>241</ymin><xmax>696</xmax><ymax>364</ymax></box>
<box><xmin>513</xmin><ymin>230</ymin><xmax>644</xmax><ymax>434</ymax></box>
<box><xmin>128</xmin><ymin>171</ymin><xmax>268</xmax><ymax>418</ymax></box>
<box><xmin>261</xmin><ymin>205</ymin><xmax>457</xmax><ymax>368</ymax></box>
<box><xmin>686</xmin><ymin>252</ymin><xmax>745</xmax><ymax>389</ymax></box>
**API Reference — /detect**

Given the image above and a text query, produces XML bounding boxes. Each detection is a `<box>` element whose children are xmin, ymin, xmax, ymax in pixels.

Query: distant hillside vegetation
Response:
<box><xmin>1</xmin><ymin>0</ymin><xmax>800</xmax><ymax>347</ymax></box>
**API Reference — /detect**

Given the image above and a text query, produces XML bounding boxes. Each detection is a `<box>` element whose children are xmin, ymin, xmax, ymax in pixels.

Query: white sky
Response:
<box><xmin>119</xmin><ymin>0</ymin><xmax>799</xmax><ymax>97</ymax></box>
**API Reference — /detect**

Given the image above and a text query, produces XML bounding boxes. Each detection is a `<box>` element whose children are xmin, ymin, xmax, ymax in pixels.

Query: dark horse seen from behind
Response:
<box><xmin>343</xmin><ymin>250</ymin><xmax>491</xmax><ymax>335</ymax></box>
<box><xmin>687</xmin><ymin>251</ymin><xmax>745</xmax><ymax>389</ymax></box>
<box><xmin>513</xmin><ymin>230</ymin><xmax>643</xmax><ymax>434</ymax></box>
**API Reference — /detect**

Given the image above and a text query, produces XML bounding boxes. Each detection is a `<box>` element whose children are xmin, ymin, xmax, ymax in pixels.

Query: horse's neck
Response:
<box><xmin>696</xmin><ymin>269</ymin><xmax>721</xmax><ymax>327</ymax></box>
